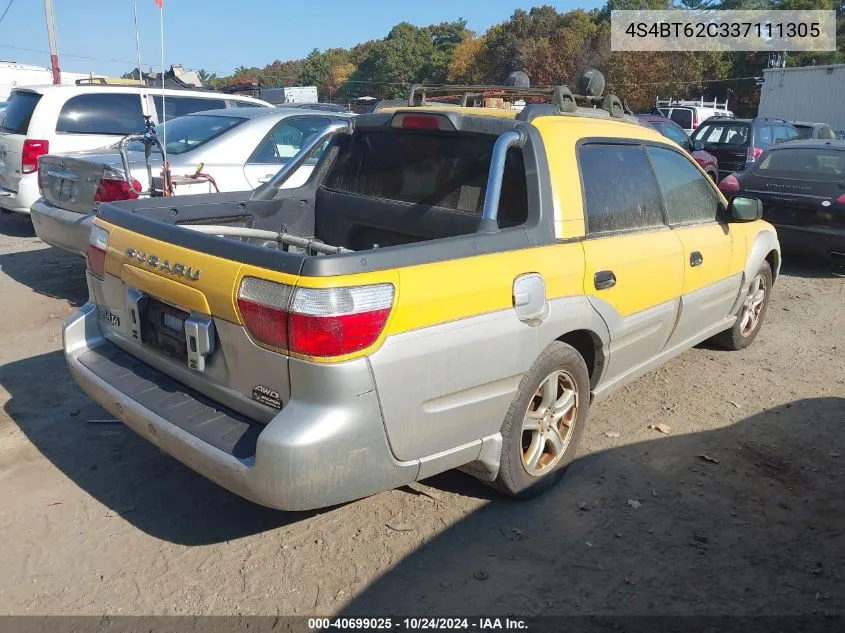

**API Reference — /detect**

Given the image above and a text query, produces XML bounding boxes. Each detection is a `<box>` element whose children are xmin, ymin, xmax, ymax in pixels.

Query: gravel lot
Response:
<box><xmin>1</xmin><ymin>211</ymin><xmax>844</xmax><ymax>617</ymax></box>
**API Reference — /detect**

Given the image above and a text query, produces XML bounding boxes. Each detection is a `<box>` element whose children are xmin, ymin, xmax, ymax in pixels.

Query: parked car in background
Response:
<box><xmin>288</xmin><ymin>102</ymin><xmax>349</xmax><ymax>113</ymax></box>
<box><xmin>0</xmin><ymin>84</ymin><xmax>271</xmax><ymax>214</ymax></box>
<box><xmin>30</xmin><ymin>107</ymin><xmax>351</xmax><ymax>255</ymax></box>
<box><xmin>718</xmin><ymin>140</ymin><xmax>845</xmax><ymax>264</ymax></box>
<box><xmin>655</xmin><ymin>97</ymin><xmax>734</xmax><ymax>135</ymax></box>
<box><xmin>790</xmin><ymin>121</ymin><xmax>836</xmax><ymax>140</ymax></box>
<box><xmin>637</xmin><ymin>114</ymin><xmax>719</xmax><ymax>180</ymax></box>
<box><xmin>691</xmin><ymin>117</ymin><xmax>800</xmax><ymax>182</ymax></box>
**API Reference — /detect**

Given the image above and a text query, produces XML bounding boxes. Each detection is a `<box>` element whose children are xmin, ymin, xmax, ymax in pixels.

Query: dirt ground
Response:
<box><xmin>1</xmin><ymin>210</ymin><xmax>844</xmax><ymax>618</ymax></box>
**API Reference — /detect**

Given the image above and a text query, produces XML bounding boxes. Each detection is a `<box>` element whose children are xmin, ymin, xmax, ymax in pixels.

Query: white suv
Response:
<box><xmin>656</xmin><ymin>97</ymin><xmax>735</xmax><ymax>135</ymax></box>
<box><xmin>0</xmin><ymin>84</ymin><xmax>271</xmax><ymax>214</ymax></box>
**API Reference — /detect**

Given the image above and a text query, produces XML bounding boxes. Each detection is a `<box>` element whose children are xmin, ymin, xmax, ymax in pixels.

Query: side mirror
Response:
<box><xmin>729</xmin><ymin>196</ymin><xmax>763</xmax><ymax>222</ymax></box>
<box><xmin>692</xmin><ymin>139</ymin><xmax>704</xmax><ymax>152</ymax></box>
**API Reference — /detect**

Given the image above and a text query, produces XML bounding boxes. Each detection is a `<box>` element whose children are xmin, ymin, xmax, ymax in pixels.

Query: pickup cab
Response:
<box><xmin>63</xmin><ymin>83</ymin><xmax>781</xmax><ymax>510</ymax></box>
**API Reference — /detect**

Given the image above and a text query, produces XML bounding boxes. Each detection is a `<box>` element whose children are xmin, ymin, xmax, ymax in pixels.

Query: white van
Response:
<box><xmin>655</xmin><ymin>97</ymin><xmax>735</xmax><ymax>135</ymax></box>
<box><xmin>0</xmin><ymin>84</ymin><xmax>271</xmax><ymax>213</ymax></box>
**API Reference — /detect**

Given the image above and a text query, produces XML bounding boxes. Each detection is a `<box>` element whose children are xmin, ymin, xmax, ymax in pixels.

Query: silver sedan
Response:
<box><xmin>30</xmin><ymin>107</ymin><xmax>351</xmax><ymax>256</ymax></box>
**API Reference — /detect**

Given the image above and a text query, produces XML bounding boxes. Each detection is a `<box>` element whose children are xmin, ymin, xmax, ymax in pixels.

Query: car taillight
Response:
<box><xmin>746</xmin><ymin>146</ymin><xmax>764</xmax><ymax>163</ymax></box>
<box><xmin>86</xmin><ymin>224</ymin><xmax>109</xmax><ymax>279</ymax></box>
<box><xmin>692</xmin><ymin>113</ymin><xmax>698</xmax><ymax>129</ymax></box>
<box><xmin>718</xmin><ymin>173</ymin><xmax>741</xmax><ymax>193</ymax></box>
<box><xmin>237</xmin><ymin>277</ymin><xmax>395</xmax><ymax>358</ymax></box>
<box><xmin>22</xmin><ymin>139</ymin><xmax>49</xmax><ymax>174</ymax></box>
<box><xmin>95</xmin><ymin>173</ymin><xmax>141</xmax><ymax>203</ymax></box>
<box><xmin>836</xmin><ymin>193</ymin><xmax>845</xmax><ymax>204</ymax></box>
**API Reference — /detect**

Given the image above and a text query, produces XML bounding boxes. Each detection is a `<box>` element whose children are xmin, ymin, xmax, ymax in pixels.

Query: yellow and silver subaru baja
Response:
<box><xmin>63</xmin><ymin>82</ymin><xmax>780</xmax><ymax>510</ymax></box>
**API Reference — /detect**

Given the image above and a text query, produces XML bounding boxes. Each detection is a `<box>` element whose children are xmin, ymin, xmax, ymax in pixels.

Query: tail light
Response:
<box><xmin>836</xmin><ymin>193</ymin><xmax>845</xmax><ymax>204</ymax></box>
<box><xmin>95</xmin><ymin>170</ymin><xmax>141</xmax><ymax>203</ymax></box>
<box><xmin>22</xmin><ymin>139</ymin><xmax>49</xmax><ymax>174</ymax></box>
<box><xmin>746</xmin><ymin>146</ymin><xmax>764</xmax><ymax>163</ymax></box>
<box><xmin>237</xmin><ymin>277</ymin><xmax>394</xmax><ymax>358</ymax></box>
<box><xmin>718</xmin><ymin>173</ymin><xmax>741</xmax><ymax>193</ymax></box>
<box><xmin>692</xmin><ymin>113</ymin><xmax>698</xmax><ymax>129</ymax></box>
<box><xmin>86</xmin><ymin>224</ymin><xmax>109</xmax><ymax>279</ymax></box>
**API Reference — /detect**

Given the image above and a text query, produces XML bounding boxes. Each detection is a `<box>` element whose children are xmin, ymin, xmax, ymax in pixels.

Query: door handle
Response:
<box><xmin>594</xmin><ymin>270</ymin><xmax>616</xmax><ymax>290</ymax></box>
<box><xmin>690</xmin><ymin>251</ymin><xmax>704</xmax><ymax>267</ymax></box>
<box><xmin>257</xmin><ymin>174</ymin><xmax>275</xmax><ymax>184</ymax></box>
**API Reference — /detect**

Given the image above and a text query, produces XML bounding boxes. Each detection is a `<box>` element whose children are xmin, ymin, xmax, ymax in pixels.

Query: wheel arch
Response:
<box><xmin>556</xmin><ymin>328</ymin><xmax>606</xmax><ymax>389</ymax></box>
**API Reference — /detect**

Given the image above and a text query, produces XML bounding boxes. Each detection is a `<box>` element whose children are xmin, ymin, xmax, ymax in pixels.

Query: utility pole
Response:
<box><xmin>44</xmin><ymin>0</ymin><xmax>61</xmax><ymax>84</ymax></box>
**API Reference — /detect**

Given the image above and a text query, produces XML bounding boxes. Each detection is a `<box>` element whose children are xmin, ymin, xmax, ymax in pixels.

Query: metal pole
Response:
<box><xmin>43</xmin><ymin>0</ymin><xmax>61</xmax><ymax>84</ymax></box>
<box><xmin>132</xmin><ymin>1</ymin><xmax>143</xmax><ymax>82</ymax></box>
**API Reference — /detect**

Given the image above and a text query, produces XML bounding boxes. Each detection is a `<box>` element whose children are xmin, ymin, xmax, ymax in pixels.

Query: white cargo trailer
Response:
<box><xmin>0</xmin><ymin>61</ymin><xmax>89</xmax><ymax>100</ymax></box>
<box><xmin>758</xmin><ymin>64</ymin><xmax>845</xmax><ymax>132</ymax></box>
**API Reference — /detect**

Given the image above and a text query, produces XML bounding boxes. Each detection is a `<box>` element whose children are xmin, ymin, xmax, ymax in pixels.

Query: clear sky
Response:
<box><xmin>0</xmin><ymin>0</ymin><xmax>604</xmax><ymax>78</ymax></box>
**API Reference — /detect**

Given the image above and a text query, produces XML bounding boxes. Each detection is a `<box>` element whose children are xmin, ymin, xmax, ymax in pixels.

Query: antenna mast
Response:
<box><xmin>44</xmin><ymin>0</ymin><xmax>61</xmax><ymax>84</ymax></box>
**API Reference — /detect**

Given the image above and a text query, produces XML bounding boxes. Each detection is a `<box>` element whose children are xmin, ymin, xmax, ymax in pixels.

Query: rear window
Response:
<box><xmin>692</xmin><ymin>121</ymin><xmax>750</xmax><ymax>147</ymax></box>
<box><xmin>324</xmin><ymin>131</ymin><xmax>528</xmax><ymax>224</ymax></box>
<box><xmin>124</xmin><ymin>114</ymin><xmax>245</xmax><ymax>156</ymax></box>
<box><xmin>153</xmin><ymin>95</ymin><xmax>227</xmax><ymax>122</ymax></box>
<box><xmin>670</xmin><ymin>108</ymin><xmax>692</xmax><ymax>129</ymax></box>
<box><xmin>56</xmin><ymin>93</ymin><xmax>145</xmax><ymax>135</ymax></box>
<box><xmin>1</xmin><ymin>91</ymin><xmax>42</xmax><ymax>134</ymax></box>
<box><xmin>754</xmin><ymin>148</ymin><xmax>845</xmax><ymax>181</ymax></box>
<box><xmin>579</xmin><ymin>144</ymin><xmax>664</xmax><ymax>234</ymax></box>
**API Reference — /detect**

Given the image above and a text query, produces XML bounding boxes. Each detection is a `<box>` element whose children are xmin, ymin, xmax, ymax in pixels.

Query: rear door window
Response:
<box><xmin>646</xmin><ymin>146</ymin><xmax>721</xmax><ymax>225</ymax></box>
<box><xmin>152</xmin><ymin>95</ymin><xmax>227</xmax><ymax>122</ymax></box>
<box><xmin>658</xmin><ymin>122</ymin><xmax>691</xmax><ymax>148</ymax></box>
<box><xmin>249</xmin><ymin>117</ymin><xmax>332</xmax><ymax>166</ymax></box>
<box><xmin>694</xmin><ymin>122</ymin><xmax>749</xmax><ymax>147</ymax></box>
<box><xmin>56</xmin><ymin>93</ymin><xmax>145</xmax><ymax>135</ymax></box>
<box><xmin>820</xmin><ymin>126</ymin><xmax>835</xmax><ymax>140</ymax></box>
<box><xmin>1</xmin><ymin>91</ymin><xmax>42</xmax><ymax>134</ymax></box>
<box><xmin>579</xmin><ymin>144</ymin><xmax>665</xmax><ymax>234</ymax></box>
<box><xmin>669</xmin><ymin>108</ymin><xmax>693</xmax><ymax>129</ymax></box>
<box><xmin>758</xmin><ymin>125</ymin><xmax>773</xmax><ymax>145</ymax></box>
<box><xmin>793</xmin><ymin>125</ymin><xmax>813</xmax><ymax>140</ymax></box>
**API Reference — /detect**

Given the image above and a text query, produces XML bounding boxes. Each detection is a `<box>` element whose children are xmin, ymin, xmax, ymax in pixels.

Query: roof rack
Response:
<box><xmin>405</xmin><ymin>83</ymin><xmax>633</xmax><ymax>120</ymax></box>
<box><xmin>656</xmin><ymin>96</ymin><xmax>730</xmax><ymax>110</ymax></box>
<box><xmin>75</xmin><ymin>76</ymin><xmax>144</xmax><ymax>87</ymax></box>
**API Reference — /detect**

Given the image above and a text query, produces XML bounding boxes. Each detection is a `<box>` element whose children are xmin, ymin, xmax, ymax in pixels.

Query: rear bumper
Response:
<box><xmin>0</xmin><ymin>175</ymin><xmax>38</xmax><ymax>214</ymax></box>
<box><xmin>63</xmin><ymin>303</ymin><xmax>419</xmax><ymax>511</ymax></box>
<box><xmin>773</xmin><ymin>224</ymin><xmax>845</xmax><ymax>262</ymax></box>
<box><xmin>30</xmin><ymin>199</ymin><xmax>93</xmax><ymax>256</ymax></box>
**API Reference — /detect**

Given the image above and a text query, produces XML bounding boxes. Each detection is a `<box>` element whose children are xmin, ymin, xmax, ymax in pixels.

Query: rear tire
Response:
<box><xmin>712</xmin><ymin>261</ymin><xmax>772</xmax><ymax>350</ymax></box>
<box><xmin>494</xmin><ymin>341</ymin><xmax>590</xmax><ymax>498</ymax></box>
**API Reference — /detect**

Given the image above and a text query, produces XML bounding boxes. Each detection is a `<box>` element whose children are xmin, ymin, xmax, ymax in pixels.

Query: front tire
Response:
<box><xmin>495</xmin><ymin>341</ymin><xmax>590</xmax><ymax>498</ymax></box>
<box><xmin>713</xmin><ymin>261</ymin><xmax>772</xmax><ymax>350</ymax></box>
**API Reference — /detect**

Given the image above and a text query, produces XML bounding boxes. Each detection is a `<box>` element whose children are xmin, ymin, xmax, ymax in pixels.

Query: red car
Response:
<box><xmin>637</xmin><ymin>114</ymin><xmax>719</xmax><ymax>181</ymax></box>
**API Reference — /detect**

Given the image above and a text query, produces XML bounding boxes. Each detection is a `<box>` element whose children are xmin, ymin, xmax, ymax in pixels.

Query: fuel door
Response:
<box><xmin>513</xmin><ymin>273</ymin><xmax>549</xmax><ymax>325</ymax></box>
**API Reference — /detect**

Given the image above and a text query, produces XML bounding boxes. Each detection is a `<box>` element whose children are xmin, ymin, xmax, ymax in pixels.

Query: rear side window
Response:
<box><xmin>670</xmin><ymin>108</ymin><xmax>693</xmax><ymax>129</ymax></box>
<box><xmin>324</xmin><ymin>131</ymin><xmax>528</xmax><ymax>223</ymax></box>
<box><xmin>758</xmin><ymin>125</ymin><xmax>773</xmax><ymax>144</ymax></box>
<box><xmin>1</xmin><ymin>91</ymin><xmax>42</xmax><ymax>134</ymax></box>
<box><xmin>646</xmin><ymin>146</ymin><xmax>720</xmax><ymax>225</ymax></box>
<box><xmin>794</xmin><ymin>125</ymin><xmax>813</xmax><ymax>140</ymax></box>
<box><xmin>657</xmin><ymin>122</ymin><xmax>690</xmax><ymax>148</ymax></box>
<box><xmin>152</xmin><ymin>95</ymin><xmax>227</xmax><ymax>122</ymax></box>
<box><xmin>56</xmin><ymin>93</ymin><xmax>144</xmax><ymax>135</ymax></box>
<box><xmin>820</xmin><ymin>126</ymin><xmax>835</xmax><ymax>140</ymax></box>
<box><xmin>579</xmin><ymin>144</ymin><xmax>664</xmax><ymax>234</ymax></box>
<box><xmin>229</xmin><ymin>100</ymin><xmax>263</xmax><ymax>108</ymax></box>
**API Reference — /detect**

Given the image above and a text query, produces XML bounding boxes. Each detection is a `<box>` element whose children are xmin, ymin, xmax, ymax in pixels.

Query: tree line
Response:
<box><xmin>198</xmin><ymin>0</ymin><xmax>843</xmax><ymax>116</ymax></box>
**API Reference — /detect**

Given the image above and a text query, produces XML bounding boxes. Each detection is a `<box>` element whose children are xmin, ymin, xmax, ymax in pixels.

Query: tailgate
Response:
<box><xmin>38</xmin><ymin>154</ymin><xmax>109</xmax><ymax>213</ymax></box>
<box><xmin>743</xmin><ymin>173</ymin><xmax>845</xmax><ymax>230</ymax></box>
<box><xmin>92</xmin><ymin>220</ymin><xmax>303</xmax><ymax>421</ymax></box>
<box><xmin>711</xmin><ymin>144</ymin><xmax>747</xmax><ymax>175</ymax></box>
<box><xmin>0</xmin><ymin>133</ymin><xmax>24</xmax><ymax>192</ymax></box>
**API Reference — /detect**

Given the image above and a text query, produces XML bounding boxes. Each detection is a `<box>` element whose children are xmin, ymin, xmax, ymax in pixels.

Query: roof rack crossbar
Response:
<box><xmin>407</xmin><ymin>84</ymin><xmax>626</xmax><ymax>118</ymax></box>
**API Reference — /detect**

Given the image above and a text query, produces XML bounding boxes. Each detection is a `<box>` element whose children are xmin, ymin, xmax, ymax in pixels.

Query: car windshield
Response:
<box><xmin>123</xmin><ymin>114</ymin><xmax>246</xmax><ymax>155</ymax></box>
<box><xmin>692</xmin><ymin>122</ymin><xmax>750</xmax><ymax>147</ymax></box>
<box><xmin>754</xmin><ymin>148</ymin><xmax>845</xmax><ymax>181</ymax></box>
<box><xmin>794</xmin><ymin>125</ymin><xmax>814</xmax><ymax>140</ymax></box>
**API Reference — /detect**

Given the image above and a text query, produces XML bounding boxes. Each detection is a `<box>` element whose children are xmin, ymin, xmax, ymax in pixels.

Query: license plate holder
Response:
<box><xmin>140</xmin><ymin>298</ymin><xmax>190</xmax><ymax>362</ymax></box>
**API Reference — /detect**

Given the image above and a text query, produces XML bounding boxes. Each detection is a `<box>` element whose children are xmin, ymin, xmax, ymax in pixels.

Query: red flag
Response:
<box><xmin>155</xmin><ymin>0</ymin><xmax>162</xmax><ymax>7</ymax></box>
